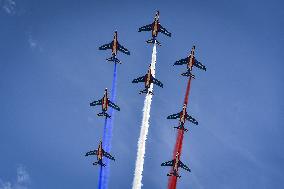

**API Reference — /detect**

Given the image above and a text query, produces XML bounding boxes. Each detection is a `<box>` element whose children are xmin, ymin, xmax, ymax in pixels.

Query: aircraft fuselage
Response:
<box><xmin>152</xmin><ymin>21</ymin><xmax>159</xmax><ymax>37</ymax></box>
<box><xmin>112</xmin><ymin>32</ymin><xmax>118</xmax><ymax>56</ymax></box>
<box><xmin>102</xmin><ymin>90</ymin><xmax>108</xmax><ymax>111</ymax></box>
<box><xmin>187</xmin><ymin>46</ymin><xmax>195</xmax><ymax>71</ymax></box>
<box><xmin>97</xmin><ymin>142</ymin><xmax>103</xmax><ymax>161</ymax></box>
<box><xmin>180</xmin><ymin>105</ymin><xmax>187</xmax><ymax>124</ymax></box>
<box><xmin>152</xmin><ymin>12</ymin><xmax>160</xmax><ymax>38</ymax></box>
<box><xmin>145</xmin><ymin>67</ymin><xmax>152</xmax><ymax>89</ymax></box>
<box><xmin>171</xmin><ymin>153</ymin><xmax>180</xmax><ymax>177</ymax></box>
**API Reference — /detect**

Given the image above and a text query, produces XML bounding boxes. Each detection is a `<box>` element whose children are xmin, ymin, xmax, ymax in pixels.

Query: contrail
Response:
<box><xmin>98</xmin><ymin>63</ymin><xmax>118</xmax><ymax>189</ymax></box>
<box><xmin>168</xmin><ymin>77</ymin><xmax>192</xmax><ymax>189</ymax></box>
<box><xmin>132</xmin><ymin>43</ymin><xmax>157</xmax><ymax>189</ymax></box>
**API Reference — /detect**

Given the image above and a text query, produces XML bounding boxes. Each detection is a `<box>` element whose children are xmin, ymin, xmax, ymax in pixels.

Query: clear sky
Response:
<box><xmin>0</xmin><ymin>0</ymin><xmax>283</xmax><ymax>188</ymax></box>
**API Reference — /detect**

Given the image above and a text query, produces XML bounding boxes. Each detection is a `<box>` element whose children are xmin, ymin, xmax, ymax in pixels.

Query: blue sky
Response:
<box><xmin>0</xmin><ymin>0</ymin><xmax>283</xmax><ymax>188</ymax></box>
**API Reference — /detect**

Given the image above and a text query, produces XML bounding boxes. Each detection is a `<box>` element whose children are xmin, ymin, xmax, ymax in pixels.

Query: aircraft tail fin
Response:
<box><xmin>97</xmin><ymin>112</ymin><xmax>111</xmax><ymax>118</ymax></box>
<box><xmin>106</xmin><ymin>56</ymin><xmax>122</xmax><ymax>64</ymax></box>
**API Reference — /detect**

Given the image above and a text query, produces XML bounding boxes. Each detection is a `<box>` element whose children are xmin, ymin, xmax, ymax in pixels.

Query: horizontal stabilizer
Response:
<box><xmin>93</xmin><ymin>161</ymin><xmax>106</xmax><ymax>167</ymax></box>
<box><xmin>146</xmin><ymin>38</ymin><xmax>161</xmax><ymax>46</ymax></box>
<box><xmin>181</xmin><ymin>71</ymin><xmax>195</xmax><ymax>79</ymax></box>
<box><xmin>139</xmin><ymin>89</ymin><xmax>153</xmax><ymax>95</ymax></box>
<box><xmin>106</xmin><ymin>56</ymin><xmax>122</xmax><ymax>64</ymax></box>
<box><xmin>174</xmin><ymin>126</ymin><xmax>188</xmax><ymax>132</ymax></box>
<box><xmin>97</xmin><ymin>112</ymin><xmax>111</xmax><ymax>118</ymax></box>
<box><xmin>167</xmin><ymin>172</ymin><xmax>181</xmax><ymax>178</ymax></box>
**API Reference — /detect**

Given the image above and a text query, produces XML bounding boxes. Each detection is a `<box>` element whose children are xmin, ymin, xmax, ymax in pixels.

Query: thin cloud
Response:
<box><xmin>1</xmin><ymin>0</ymin><xmax>16</xmax><ymax>15</ymax></box>
<box><xmin>27</xmin><ymin>32</ymin><xmax>43</xmax><ymax>51</ymax></box>
<box><xmin>16</xmin><ymin>166</ymin><xmax>30</xmax><ymax>184</ymax></box>
<box><xmin>0</xmin><ymin>165</ymin><xmax>30</xmax><ymax>189</ymax></box>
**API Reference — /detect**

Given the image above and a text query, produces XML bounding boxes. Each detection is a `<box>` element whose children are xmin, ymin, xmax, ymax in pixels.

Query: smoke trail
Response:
<box><xmin>132</xmin><ymin>43</ymin><xmax>157</xmax><ymax>189</ymax></box>
<box><xmin>168</xmin><ymin>77</ymin><xmax>192</xmax><ymax>189</ymax></box>
<box><xmin>98</xmin><ymin>63</ymin><xmax>118</xmax><ymax>189</ymax></box>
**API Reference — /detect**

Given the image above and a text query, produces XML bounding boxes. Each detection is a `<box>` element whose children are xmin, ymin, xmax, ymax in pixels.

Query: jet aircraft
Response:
<box><xmin>174</xmin><ymin>46</ymin><xmax>206</xmax><ymax>78</ymax></box>
<box><xmin>90</xmin><ymin>88</ymin><xmax>120</xmax><ymax>118</ymax></box>
<box><xmin>99</xmin><ymin>31</ymin><xmax>130</xmax><ymax>64</ymax></box>
<box><xmin>167</xmin><ymin>103</ymin><xmax>198</xmax><ymax>132</ymax></box>
<box><xmin>138</xmin><ymin>11</ymin><xmax>171</xmax><ymax>46</ymax></box>
<box><xmin>85</xmin><ymin>140</ymin><xmax>115</xmax><ymax>167</ymax></box>
<box><xmin>132</xmin><ymin>64</ymin><xmax>163</xmax><ymax>95</ymax></box>
<box><xmin>161</xmin><ymin>152</ymin><xmax>191</xmax><ymax>178</ymax></box>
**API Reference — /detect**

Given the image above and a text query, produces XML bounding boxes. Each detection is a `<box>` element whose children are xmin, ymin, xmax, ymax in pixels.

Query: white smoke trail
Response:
<box><xmin>132</xmin><ymin>43</ymin><xmax>157</xmax><ymax>189</ymax></box>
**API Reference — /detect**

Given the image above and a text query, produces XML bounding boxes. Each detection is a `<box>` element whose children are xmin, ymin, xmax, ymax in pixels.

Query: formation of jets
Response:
<box><xmin>167</xmin><ymin>103</ymin><xmax>198</xmax><ymax>132</ymax></box>
<box><xmin>90</xmin><ymin>88</ymin><xmax>120</xmax><ymax>119</ymax></box>
<box><xmin>85</xmin><ymin>141</ymin><xmax>115</xmax><ymax>167</ymax></box>
<box><xmin>138</xmin><ymin>11</ymin><xmax>171</xmax><ymax>46</ymax></box>
<box><xmin>99</xmin><ymin>31</ymin><xmax>130</xmax><ymax>64</ymax></box>
<box><xmin>86</xmin><ymin>10</ymin><xmax>206</xmax><ymax>180</ymax></box>
<box><xmin>161</xmin><ymin>152</ymin><xmax>191</xmax><ymax>178</ymax></box>
<box><xmin>132</xmin><ymin>64</ymin><xmax>163</xmax><ymax>95</ymax></box>
<box><xmin>174</xmin><ymin>46</ymin><xmax>206</xmax><ymax>79</ymax></box>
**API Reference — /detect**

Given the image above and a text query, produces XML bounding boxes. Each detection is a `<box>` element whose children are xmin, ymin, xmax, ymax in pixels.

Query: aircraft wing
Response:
<box><xmin>178</xmin><ymin>160</ymin><xmax>191</xmax><ymax>172</ymax></box>
<box><xmin>161</xmin><ymin>160</ymin><xmax>174</xmax><ymax>167</ymax></box>
<box><xmin>186</xmin><ymin>114</ymin><xmax>198</xmax><ymax>125</ymax></box>
<box><xmin>90</xmin><ymin>99</ymin><xmax>102</xmax><ymax>107</ymax></box>
<box><xmin>159</xmin><ymin>24</ymin><xmax>172</xmax><ymax>37</ymax></box>
<box><xmin>108</xmin><ymin>100</ymin><xmax>120</xmax><ymax>111</ymax></box>
<box><xmin>132</xmin><ymin>76</ymin><xmax>145</xmax><ymax>83</ymax></box>
<box><xmin>194</xmin><ymin>58</ymin><xmax>206</xmax><ymax>71</ymax></box>
<box><xmin>138</xmin><ymin>24</ymin><xmax>152</xmax><ymax>32</ymax></box>
<box><xmin>103</xmin><ymin>151</ymin><xmax>115</xmax><ymax>161</ymax></box>
<box><xmin>152</xmin><ymin>77</ymin><xmax>163</xmax><ymax>88</ymax></box>
<box><xmin>174</xmin><ymin>58</ymin><xmax>188</xmax><ymax>65</ymax></box>
<box><xmin>118</xmin><ymin>43</ymin><xmax>130</xmax><ymax>55</ymax></box>
<box><xmin>85</xmin><ymin>150</ymin><xmax>98</xmax><ymax>156</ymax></box>
<box><xmin>167</xmin><ymin>113</ymin><xmax>180</xmax><ymax>119</ymax></box>
<box><xmin>99</xmin><ymin>42</ymin><xmax>113</xmax><ymax>50</ymax></box>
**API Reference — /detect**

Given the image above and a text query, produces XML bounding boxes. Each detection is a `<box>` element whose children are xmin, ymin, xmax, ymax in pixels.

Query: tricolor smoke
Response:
<box><xmin>98</xmin><ymin>63</ymin><xmax>118</xmax><ymax>189</ymax></box>
<box><xmin>132</xmin><ymin>43</ymin><xmax>157</xmax><ymax>189</ymax></box>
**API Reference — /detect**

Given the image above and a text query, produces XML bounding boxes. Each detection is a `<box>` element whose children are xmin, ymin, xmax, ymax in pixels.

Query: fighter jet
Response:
<box><xmin>167</xmin><ymin>104</ymin><xmax>198</xmax><ymax>132</ymax></box>
<box><xmin>138</xmin><ymin>11</ymin><xmax>171</xmax><ymax>46</ymax></box>
<box><xmin>99</xmin><ymin>31</ymin><xmax>130</xmax><ymax>64</ymax></box>
<box><xmin>90</xmin><ymin>88</ymin><xmax>120</xmax><ymax>118</ymax></box>
<box><xmin>161</xmin><ymin>152</ymin><xmax>191</xmax><ymax>178</ymax></box>
<box><xmin>132</xmin><ymin>64</ymin><xmax>163</xmax><ymax>95</ymax></box>
<box><xmin>85</xmin><ymin>140</ymin><xmax>115</xmax><ymax>167</ymax></box>
<box><xmin>174</xmin><ymin>46</ymin><xmax>206</xmax><ymax>79</ymax></box>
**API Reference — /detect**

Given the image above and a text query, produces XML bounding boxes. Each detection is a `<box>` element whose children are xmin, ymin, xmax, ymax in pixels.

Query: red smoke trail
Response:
<box><xmin>168</xmin><ymin>77</ymin><xmax>192</xmax><ymax>189</ymax></box>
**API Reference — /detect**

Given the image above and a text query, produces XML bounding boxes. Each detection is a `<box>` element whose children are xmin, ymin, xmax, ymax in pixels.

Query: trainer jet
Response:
<box><xmin>167</xmin><ymin>104</ymin><xmax>198</xmax><ymax>132</ymax></box>
<box><xmin>161</xmin><ymin>152</ymin><xmax>191</xmax><ymax>178</ymax></box>
<box><xmin>90</xmin><ymin>88</ymin><xmax>120</xmax><ymax>118</ymax></box>
<box><xmin>174</xmin><ymin>46</ymin><xmax>206</xmax><ymax>79</ymax></box>
<box><xmin>99</xmin><ymin>31</ymin><xmax>130</xmax><ymax>64</ymax></box>
<box><xmin>85</xmin><ymin>140</ymin><xmax>115</xmax><ymax>167</ymax></box>
<box><xmin>138</xmin><ymin>11</ymin><xmax>171</xmax><ymax>46</ymax></box>
<box><xmin>132</xmin><ymin>64</ymin><xmax>163</xmax><ymax>95</ymax></box>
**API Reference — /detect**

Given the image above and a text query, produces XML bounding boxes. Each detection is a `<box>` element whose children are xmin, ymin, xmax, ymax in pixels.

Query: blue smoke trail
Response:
<box><xmin>98</xmin><ymin>63</ymin><xmax>118</xmax><ymax>189</ymax></box>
